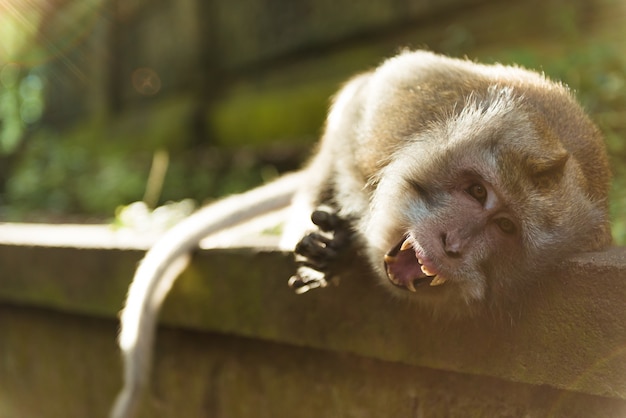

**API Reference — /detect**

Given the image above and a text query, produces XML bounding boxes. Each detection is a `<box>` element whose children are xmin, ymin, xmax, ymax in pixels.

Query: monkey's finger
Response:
<box><xmin>288</xmin><ymin>266</ymin><xmax>328</xmax><ymax>294</ymax></box>
<box><xmin>293</xmin><ymin>254</ymin><xmax>332</xmax><ymax>273</ymax></box>
<box><xmin>294</xmin><ymin>233</ymin><xmax>337</xmax><ymax>258</ymax></box>
<box><xmin>311</xmin><ymin>208</ymin><xmax>343</xmax><ymax>232</ymax></box>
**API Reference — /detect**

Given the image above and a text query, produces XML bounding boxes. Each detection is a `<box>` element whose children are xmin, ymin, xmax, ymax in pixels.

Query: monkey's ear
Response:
<box><xmin>527</xmin><ymin>148</ymin><xmax>569</xmax><ymax>188</ymax></box>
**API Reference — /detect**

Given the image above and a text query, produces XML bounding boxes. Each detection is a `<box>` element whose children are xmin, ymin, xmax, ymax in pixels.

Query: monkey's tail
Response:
<box><xmin>110</xmin><ymin>171</ymin><xmax>304</xmax><ymax>418</ymax></box>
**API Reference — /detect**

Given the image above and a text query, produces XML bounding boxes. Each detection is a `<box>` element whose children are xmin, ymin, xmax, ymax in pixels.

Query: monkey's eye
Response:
<box><xmin>495</xmin><ymin>218</ymin><xmax>516</xmax><ymax>234</ymax></box>
<box><xmin>408</xmin><ymin>179</ymin><xmax>428</xmax><ymax>196</ymax></box>
<box><xmin>467</xmin><ymin>183</ymin><xmax>487</xmax><ymax>205</ymax></box>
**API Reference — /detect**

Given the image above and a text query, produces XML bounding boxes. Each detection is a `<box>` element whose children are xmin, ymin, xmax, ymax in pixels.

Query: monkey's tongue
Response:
<box><xmin>384</xmin><ymin>238</ymin><xmax>447</xmax><ymax>291</ymax></box>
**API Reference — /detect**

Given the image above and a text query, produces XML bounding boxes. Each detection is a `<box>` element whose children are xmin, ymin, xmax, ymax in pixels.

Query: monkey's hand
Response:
<box><xmin>288</xmin><ymin>206</ymin><xmax>351</xmax><ymax>294</ymax></box>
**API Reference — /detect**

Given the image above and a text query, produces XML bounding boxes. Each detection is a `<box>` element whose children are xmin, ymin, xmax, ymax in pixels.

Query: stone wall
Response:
<box><xmin>0</xmin><ymin>224</ymin><xmax>625</xmax><ymax>417</ymax></box>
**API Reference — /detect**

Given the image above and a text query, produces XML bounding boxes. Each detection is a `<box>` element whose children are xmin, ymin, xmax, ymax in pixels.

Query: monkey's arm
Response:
<box><xmin>285</xmin><ymin>73</ymin><xmax>372</xmax><ymax>293</ymax></box>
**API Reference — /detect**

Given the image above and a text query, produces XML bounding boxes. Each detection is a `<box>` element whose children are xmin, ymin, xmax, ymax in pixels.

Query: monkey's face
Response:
<box><xmin>362</xmin><ymin>98</ymin><xmax>605</xmax><ymax>317</ymax></box>
<box><xmin>368</xmin><ymin>165</ymin><xmax>525</xmax><ymax>316</ymax></box>
<box><xmin>381</xmin><ymin>177</ymin><xmax>525</xmax><ymax>314</ymax></box>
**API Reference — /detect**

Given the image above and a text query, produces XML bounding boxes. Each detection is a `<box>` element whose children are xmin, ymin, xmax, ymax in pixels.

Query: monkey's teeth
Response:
<box><xmin>430</xmin><ymin>275</ymin><xmax>447</xmax><ymax>287</ymax></box>
<box><xmin>386</xmin><ymin>270</ymin><xmax>417</xmax><ymax>293</ymax></box>
<box><xmin>400</xmin><ymin>238</ymin><xmax>413</xmax><ymax>251</ymax></box>
<box><xmin>420</xmin><ymin>264</ymin><xmax>436</xmax><ymax>277</ymax></box>
<box><xmin>384</xmin><ymin>254</ymin><xmax>397</xmax><ymax>264</ymax></box>
<box><xmin>387</xmin><ymin>272</ymin><xmax>398</xmax><ymax>285</ymax></box>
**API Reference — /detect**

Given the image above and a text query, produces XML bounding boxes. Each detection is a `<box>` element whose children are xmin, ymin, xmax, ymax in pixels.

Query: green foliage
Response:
<box><xmin>3</xmin><ymin>96</ymin><xmax>204</xmax><ymax>219</ymax></box>
<box><xmin>2</xmin><ymin>95</ymin><xmax>283</xmax><ymax>220</ymax></box>
<box><xmin>4</xmin><ymin>128</ymin><xmax>149</xmax><ymax>217</ymax></box>
<box><xmin>112</xmin><ymin>199</ymin><xmax>196</xmax><ymax>233</ymax></box>
<box><xmin>0</xmin><ymin>66</ymin><xmax>44</xmax><ymax>154</ymax></box>
<box><xmin>210</xmin><ymin>81</ymin><xmax>332</xmax><ymax>147</ymax></box>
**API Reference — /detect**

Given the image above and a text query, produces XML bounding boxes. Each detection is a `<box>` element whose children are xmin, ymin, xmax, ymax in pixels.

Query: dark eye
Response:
<box><xmin>496</xmin><ymin>218</ymin><xmax>516</xmax><ymax>234</ymax></box>
<box><xmin>467</xmin><ymin>183</ymin><xmax>487</xmax><ymax>205</ymax></box>
<box><xmin>408</xmin><ymin>179</ymin><xmax>428</xmax><ymax>196</ymax></box>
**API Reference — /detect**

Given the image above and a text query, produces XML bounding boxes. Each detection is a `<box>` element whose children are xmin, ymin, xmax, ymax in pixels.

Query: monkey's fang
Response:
<box><xmin>384</xmin><ymin>237</ymin><xmax>442</xmax><ymax>291</ymax></box>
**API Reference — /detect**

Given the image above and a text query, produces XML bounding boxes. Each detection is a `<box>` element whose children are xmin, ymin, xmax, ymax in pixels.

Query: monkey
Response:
<box><xmin>285</xmin><ymin>50</ymin><xmax>612</xmax><ymax>312</ymax></box>
<box><xmin>111</xmin><ymin>49</ymin><xmax>612</xmax><ymax>418</ymax></box>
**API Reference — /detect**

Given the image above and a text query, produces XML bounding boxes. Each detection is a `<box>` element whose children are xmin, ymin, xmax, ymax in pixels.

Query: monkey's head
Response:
<box><xmin>363</xmin><ymin>85</ymin><xmax>611</xmax><ymax>317</ymax></box>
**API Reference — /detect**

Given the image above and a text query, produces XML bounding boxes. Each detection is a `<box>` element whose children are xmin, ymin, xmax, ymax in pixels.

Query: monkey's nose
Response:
<box><xmin>441</xmin><ymin>232</ymin><xmax>464</xmax><ymax>258</ymax></box>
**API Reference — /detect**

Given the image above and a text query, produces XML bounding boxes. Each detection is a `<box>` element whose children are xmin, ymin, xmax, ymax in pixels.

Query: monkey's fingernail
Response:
<box><xmin>430</xmin><ymin>276</ymin><xmax>447</xmax><ymax>286</ymax></box>
<box><xmin>420</xmin><ymin>264</ymin><xmax>436</xmax><ymax>276</ymax></box>
<box><xmin>400</xmin><ymin>238</ymin><xmax>413</xmax><ymax>251</ymax></box>
<box><xmin>384</xmin><ymin>254</ymin><xmax>397</xmax><ymax>264</ymax></box>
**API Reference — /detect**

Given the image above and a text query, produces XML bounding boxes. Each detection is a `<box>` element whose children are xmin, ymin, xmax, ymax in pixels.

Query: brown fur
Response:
<box><xmin>293</xmin><ymin>50</ymin><xmax>612</xmax><ymax>315</ymax></box>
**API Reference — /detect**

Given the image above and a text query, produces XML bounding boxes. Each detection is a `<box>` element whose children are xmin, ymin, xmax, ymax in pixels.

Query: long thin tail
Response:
<box><xmin>110</xmin><ymin>171</ymin><xmax>303</xmax><ymax>418</ymax></box>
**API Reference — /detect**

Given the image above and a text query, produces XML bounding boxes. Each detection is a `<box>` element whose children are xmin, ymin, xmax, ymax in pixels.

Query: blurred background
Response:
<box><xmin>0</xmin><ymin>0</ymin><xmax>625</xmax><ymax>243</ymax></box>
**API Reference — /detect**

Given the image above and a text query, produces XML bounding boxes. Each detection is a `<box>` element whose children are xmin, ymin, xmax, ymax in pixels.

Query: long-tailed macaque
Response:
<box><xmin>111</xmin><ymin>50</ymin><xmax>612</xmax><ymax>418</ymax></box>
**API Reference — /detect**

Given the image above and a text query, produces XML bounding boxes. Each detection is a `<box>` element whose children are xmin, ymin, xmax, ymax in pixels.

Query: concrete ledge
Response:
<box><xmin>1</xmin><ymin>223</ymin><xmax>625</xmax><ymax>416</ymax></box>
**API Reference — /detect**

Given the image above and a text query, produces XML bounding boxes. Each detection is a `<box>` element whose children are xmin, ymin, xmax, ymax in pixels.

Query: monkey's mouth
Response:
<box><xmin>384</xmin><ymin>237</ymin><xmax>447</xmax><ymax>292</ymax></box>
